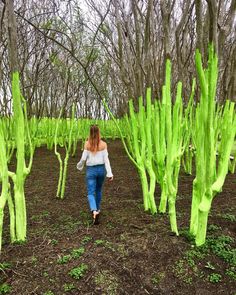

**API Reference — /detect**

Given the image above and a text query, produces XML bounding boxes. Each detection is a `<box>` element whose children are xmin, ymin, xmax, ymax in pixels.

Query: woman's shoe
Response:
<box><xmin>92</xmin><ymin>211</ymin><xmax>99</xmax><ymax>225</ymax></box>
<box><xmin>94</xmin><ymin>213</ymin><xmax>100</xmax><ymax>225</ymax></box>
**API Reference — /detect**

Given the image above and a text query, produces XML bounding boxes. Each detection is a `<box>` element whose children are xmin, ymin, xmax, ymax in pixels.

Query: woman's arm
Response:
<box><xmin>77</xmin><ymin>141</ymin><xmax>89</xmax><ymax>171</ymax></box>
<box><xmin>103</xmin><ymin>143</ymin><xmax>113</xmax><ymax>179</ymax></box>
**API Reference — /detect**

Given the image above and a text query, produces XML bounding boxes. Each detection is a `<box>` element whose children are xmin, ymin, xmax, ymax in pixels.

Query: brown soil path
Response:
<box><xmin>0</xmin><ymin>140</ymin><xmax>235</xmax><ymax>294</ymax></box>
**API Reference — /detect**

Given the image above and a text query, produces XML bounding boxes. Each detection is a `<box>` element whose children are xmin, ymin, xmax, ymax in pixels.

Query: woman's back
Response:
<box><xmin>77</xmin><ymin>139</ymin><xmax>112</xmax><ymax>177</ymax></box>
<box><xmin>85</xmin><ymin>139</ymin><xmax>107</xmax><ymax>152</ymax></box>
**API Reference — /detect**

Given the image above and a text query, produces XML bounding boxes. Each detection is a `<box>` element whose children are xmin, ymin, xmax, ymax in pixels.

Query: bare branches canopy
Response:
<box><xmin>0</xmin><ymin>0</ymin><xmax>235</xmax><ymax>118</ymax></box>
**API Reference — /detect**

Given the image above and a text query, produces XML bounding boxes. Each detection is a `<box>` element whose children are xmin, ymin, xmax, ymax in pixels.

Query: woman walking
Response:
<box><xmin>77</xmin><ymin>125</ymin><xmax>113</xmax><ymax>224</ymax></box>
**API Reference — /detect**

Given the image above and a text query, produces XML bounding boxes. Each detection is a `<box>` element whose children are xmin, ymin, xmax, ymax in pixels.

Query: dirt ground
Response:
<box><xmin>0</xmin><ymin>140</ymin><xmax>235</xmax><ymax>295</ymax></box>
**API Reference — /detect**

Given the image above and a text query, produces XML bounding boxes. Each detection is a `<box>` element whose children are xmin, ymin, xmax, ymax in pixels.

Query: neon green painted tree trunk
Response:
<box><xmin>60</xmin><ymin>106</ymin><xmax>75</xmax><ymax>198</ymax></box>
<box><xmin>128</xmin><ymin>94</ymin><xmax>157</xmax><ymax>214</ymax></box>
<box><xmin>152</xmin><ymin>98</ymin><xmax>167</xmax><ymax>213</ymax></box>
<box><xmin>54</xmin><ymin>105</ymin><xmax>76</xmax><ymax>199</ymax></box>
<box><xmin>182</xmin><ymin>79</ymin><xmax>196</xmax><ymax>175</ymax></box>
<box><xmin>102</xmin><ymin>98</ymin><xmax>149</xmax><ymax>212</ymax></box>
<box><xmin>144</xmin><ymin>89</ymin><xmax>157</xmax><ymax>213</ymax></box>
<box><xmin>165</xmin><ymin>72</ymin><xmax>183</xmax><ymax>235</ymax></box>
<box><xmin>0</xmin><ymin>126</ymin><xmax>10</xmax><ymax>251</ymax></box>
<box><xmin>128</xmin><ymin>99</ymin><xmax>150</xmax><ymax>211</ymax></box>
<box><xmin>54</xmin><ymin>117</ymin><xmax>64</xmax><ymax>198</ymax></box>
<box><xmin>71</xmin><ymin>119</ymin><xmax>80</xmax><ymax>157</ymax></box>
<box><xmin>190</xmin><ymin>46</ymin><xmax>236</xmax><ymax>246</ymax></box>
<box><xmin>11</xmin><ymin>73</ymin><xmax>26</xmax><ymax>241</ymax></box>
<box><xmin>1</xmin><ymin>117</ymin><xmax>15</xmax><ymax>163</ymax></box>
<box><xmin>3</xmin><ymin>73</ymin><xmax>34</xmax><ymax>243</ymax></box>
<box><xmin>152</xmin><ymin>60</ymin><xmax>184</xmax><ymax>234</ymax></box>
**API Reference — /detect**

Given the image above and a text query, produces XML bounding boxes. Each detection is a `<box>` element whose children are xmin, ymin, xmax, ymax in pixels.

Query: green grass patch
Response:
<box><xmin>94</xmin><ymin>270</ymin><xmax>118</xmax><ymax>295</ymax></box>
<box><xmin>50</xmin><ymin>239</ymin><xmax>58</xmax><ymax>246</ymax></box>
<box><xmin>57</xmin><ymin>255</ymin><xmax>71</xmax><ymax>264</ymax></box>
<box><xmin>43</xmin><ymin>291</ymin><xmax>54</xmax><ymax>295</ymax></box>
<box><xmin>63</xmin><ymin>283</ymin><xmax>76</xmax><ymax>292</ymax></box>
<box><xmin>106</xmin><ymin>222</ymin><xmax>115</xmax><ymax>229</ymax></box>
<box><xmin>31</xmin><ymin>256</ymin><xmax>38</xmax><ymax>264</ymax></box>
<box><xmin>79</xmin><ymin>210</ymin><xmax>91</xmax><ymax>225</ymax></box>
<box><xmin>218</xmin><ymin>213</ymin><xmax>236</xmax><ymax>222</ymax></box>
<box><xmin>173</xmin><ymin>259</ymin><xmax>196</xmax><ymax>284</ymax></box>
<box><xmin>94</xmin><ymin>239</ymin><xmax>115</xmax><ymax>251</ymax></box>
<box><xmin>94</xmin><ymin>239</ymin><xmax>106</xmax><ymax>246</ymax></box>
<box><xmin>31</xmin><ymin>210</ymin><xmax>50</xmax><ymax>221</ymax></box>
<box><xmin>81</xmin><ymin>236</ymin><xmax>92</xmax><ymax>244</ymax></box>
<box><xmin>71</xmin><ymin>247</ymin><xmax>85</xmax><ymax>259</ymax></box>
<box><xmin>0</xmin><ymin>263</ymin><xmax>12</xmax><ymax>271</ymax></box>
<box><xmin>205</xmin><ymin>235</ymin><xmax>236</xmax><ymax>266</ymax></box>
<box><xmin>151</xmin><ymin>272</ymin><xmax>165</xmax><ymax>285</ymax></box>
<box><xmin>57</xmin><ymin>247</ymin><xmax>85</xmax><ymax>265</ymax></box>
<box><xmin>0</xmin><ymin>283</ymin><xmax>11</xmax><ymax>294</ymax></box>
<box><xmin>208</xmin><ymin>273</ymin><xmax>222</xmax><ymax>283</ymax></box>
<box><xmin>69</xmin><ymin>264</ymin><xmax>88</xmax><ymax>280</ymax></box>
<box><xmin>179</xmin><ymin>228</ymin><xmax>195</xmax><ymax>243</ymax></box>
<box><xmin>174</xmin><ymin>234</ymin><xmax>236</xmax><ymax>284</ymax></box>
<box><xmin>54</xmin><ymin>215</ymin><xmax>82</xmax><ymax>233</ymax></box>
<box><xmin>43</xmin><ymin>271</ymin><xmax>49</xmax><ymax>277</ymax></box>
<box><xmin>116</xmin><ymin>244</ymin><xmax>129</xmax><ymax>257</ymax></box>
<box><xmin>208</xmin><ymin>224</ymin><xmax>222</xmax><ymax>232</ymax></box>
<box><xmin>225</xmin><ymin>266</ymin><xmax>236</xmax><ymax>281</ymax></box>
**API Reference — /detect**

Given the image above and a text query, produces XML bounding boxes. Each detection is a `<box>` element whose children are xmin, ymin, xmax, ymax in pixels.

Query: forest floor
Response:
<box><xmin>0</xmin><ymin>140</ymin><xmax>236</xmax><ymax>295</ymax></box>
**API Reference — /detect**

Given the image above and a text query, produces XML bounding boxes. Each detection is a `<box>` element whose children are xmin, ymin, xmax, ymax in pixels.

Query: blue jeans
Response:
<box><xmin>86</xmin><ymin>164</ymin><xmax>105</xmax><ymax>212</ymax></box>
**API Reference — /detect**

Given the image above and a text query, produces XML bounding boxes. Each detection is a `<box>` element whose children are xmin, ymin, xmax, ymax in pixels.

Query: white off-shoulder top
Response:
<box><xmin>77</xmin><ymin>149</ymin><xmax>113</xmax><ymax>177</ymax></box>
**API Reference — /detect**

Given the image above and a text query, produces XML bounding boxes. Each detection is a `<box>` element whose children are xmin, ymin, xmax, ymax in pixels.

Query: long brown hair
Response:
<box><xmin>88</xmin><ymin>125</ymin><xmax>101</xmax><ymax>152</ymax></box>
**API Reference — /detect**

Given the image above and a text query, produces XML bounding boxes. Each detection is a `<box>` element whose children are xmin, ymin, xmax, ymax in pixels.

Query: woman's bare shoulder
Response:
<box><xmin>84</xmin><ymin>140</ymin><xmax>90</xmax><ymax>150</ymax></box>
<box><xmin>99</xmin><ymin>140</ymin><xmax>107</xmax><ymax>150</ymax></box>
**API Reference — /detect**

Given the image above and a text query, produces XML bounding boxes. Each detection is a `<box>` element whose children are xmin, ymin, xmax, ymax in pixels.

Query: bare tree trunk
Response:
<box><xmin>175</xmin><ymin>0</ymin><xmax>191</xmax><ymax>100</ymax></box>
<box><xmin>218</xmin><ymin>0</ymin><xmax>236</xmax><ymax>58</ymax></box>
<box><xmin>132</xmin><ymin>0</ymin><xmax>143</xmax><ymax>98</ymax></box>
<box><xmin>227</xmin><ymin>45</ymin><xmax>236</xmax><ymax>101</ymax></box>
<box><xmin>160</xmin><ymin>0</ymin><xmax>172</xmax><ymax>60</ymax></box>
<box><xmin>195</xmin><ymin>0</ymin><xmax>203</xmax><ymax>53</ymax></box>
<box><xmin>113</xmin><ymin>0</ymin><xmax>125</xmax><ymax>86</ymax></box>
<box><xmin>206</xmin><ymin>0</ymin><xmax>218</xmax><ymax>53</ymax></box>
<box><xmin>6</xmin><ymin>0</ymin><xmax>18</xmax><ymax>73</ymax></box>
<box><xmin>223</xmin><ymin>44</ymin><xmax>236</xmax><ymax>103</ymax></box>
<box><xmin>144</xmin><ymin>0</ymin><xmax>154</xmax><ymax>89</ymax></box>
